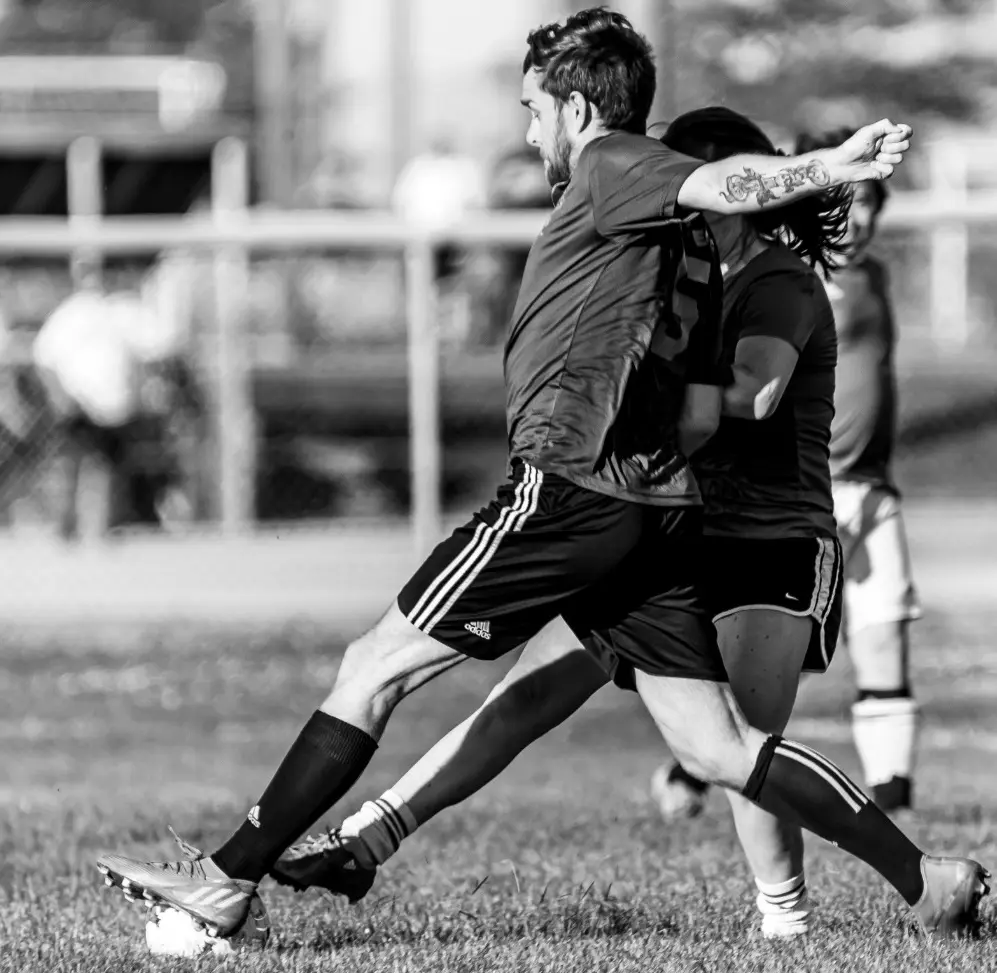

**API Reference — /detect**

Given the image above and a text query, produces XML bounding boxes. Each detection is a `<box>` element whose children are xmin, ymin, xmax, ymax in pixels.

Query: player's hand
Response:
<box><xmin>829</xmin><ymin>120</ymin><xmax>913</xmax><ymax>182</ymax></box>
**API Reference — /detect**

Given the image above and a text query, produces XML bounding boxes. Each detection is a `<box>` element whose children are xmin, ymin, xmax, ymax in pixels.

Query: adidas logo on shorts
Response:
<box><xmin>248</xmin><ymin>805</ymin><xmax>261</xmax><ymax>828</ymax></box>
<box><xmin>465</xmin><ymin>620</ymin><xmax>491</xmax><ymax>640</ymax></box>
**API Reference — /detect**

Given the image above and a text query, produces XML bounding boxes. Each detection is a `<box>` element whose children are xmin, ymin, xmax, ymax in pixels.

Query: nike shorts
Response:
<box><xmin>698</xmin><ymin>535</ymin><xmax>844</xmax><ymax>673</ymax></box>
<box><xmin>833</xmin><ymin>480</ymin><xmax>922</xmax><ymax>635</ymax></box>
<box><xmin>397</xmin><ymin>461</ymin><xmax>725</xmax><ymax>681</ymax></box>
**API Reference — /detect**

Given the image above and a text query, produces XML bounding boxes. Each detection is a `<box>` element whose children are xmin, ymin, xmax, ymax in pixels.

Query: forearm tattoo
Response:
<box><xmin>720</xmin><ymin>160</ymin><xmax>831</xmax><ymax>207</ymax></box>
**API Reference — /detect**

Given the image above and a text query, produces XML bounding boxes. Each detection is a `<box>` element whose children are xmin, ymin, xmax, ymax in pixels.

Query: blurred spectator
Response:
<box><xmin>464</xmin><ymin>146</ymin><xmax>550</xmax><ymax>346</ymax></box>
<box><xmin>393</xmin><ymin>139</ymin><xmax>486</xmax><ymax>346</ymax></box>
<box><xmin>31</xmin><ymin>265</ymin><xmax>200</xmax><ymax>539</ymax></box>
<box><xmin>392</xmin><ymin>138</ymin><xmax>486</xmax><ymax>229</ymax></box>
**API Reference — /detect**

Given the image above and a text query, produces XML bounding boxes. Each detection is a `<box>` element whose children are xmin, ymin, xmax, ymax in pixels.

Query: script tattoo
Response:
<box><xmin>720</xmin><ymin>160</ymin><xmax>832</xmax><ymax>207</ymax></box>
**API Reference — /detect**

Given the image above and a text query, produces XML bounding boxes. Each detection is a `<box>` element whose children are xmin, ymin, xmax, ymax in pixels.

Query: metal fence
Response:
<box><xmin>0</xmin><ymin>149</ymin><xmax>996</xmax><ymax>554</ymax></box>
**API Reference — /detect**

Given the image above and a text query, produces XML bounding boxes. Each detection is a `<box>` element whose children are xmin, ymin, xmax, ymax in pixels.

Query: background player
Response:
<box><xmin>807</xmin><ymin>129</ymin><xmax>921</xmax><ymax>812</ymax></box>
<box><xmin>656</xmin><ymin>130</ymin><xmax>920</xmax><ymax>821</ymax></box>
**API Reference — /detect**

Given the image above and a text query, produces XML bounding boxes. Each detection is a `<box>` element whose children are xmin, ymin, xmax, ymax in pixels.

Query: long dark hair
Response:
<box><xmin>662</xmin><ymin>106</ymin><xmax>851</xmax><ymax>274</ymax></box>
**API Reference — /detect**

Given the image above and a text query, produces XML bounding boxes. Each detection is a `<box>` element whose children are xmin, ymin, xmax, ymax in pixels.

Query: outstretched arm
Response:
<box><xmin>677</xmin><ymin>119</ymin><xmax>913</xmax><ymax>214</ymax></box>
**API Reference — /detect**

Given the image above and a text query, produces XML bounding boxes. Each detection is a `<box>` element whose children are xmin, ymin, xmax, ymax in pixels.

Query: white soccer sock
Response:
<box><xmin>851</xmin><ymin>696</ymin><xmax>919</xmax><ymax>786</ymax></box>
<box><xmin>755</xmin><ymin>872</ymin><xmax>811</xmax><ymax>937</ymax></box>
<box><xmin>339</xmin><ymin>790</ymin><xmax>418</xmax><ymax>869</ymax></box>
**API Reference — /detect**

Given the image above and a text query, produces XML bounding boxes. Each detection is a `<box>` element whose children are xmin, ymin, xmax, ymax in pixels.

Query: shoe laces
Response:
<box><xmin>156</xmin><ymin>856</ymin><xmax>208</xmax><ymax>880</ymax></box>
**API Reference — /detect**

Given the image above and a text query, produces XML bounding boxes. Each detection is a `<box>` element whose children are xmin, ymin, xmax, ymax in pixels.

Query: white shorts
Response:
<box><xmin>832</xmin><ymin>480</ymin><xmax>922</xmax><ymax>636</ymax></box>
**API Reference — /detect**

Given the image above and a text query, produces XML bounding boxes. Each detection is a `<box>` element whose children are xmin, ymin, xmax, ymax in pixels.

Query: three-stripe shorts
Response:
<box><xmin>397</xmin><ymin>461</ymin><xmax>727</xmax><ymax>681</ymax></box>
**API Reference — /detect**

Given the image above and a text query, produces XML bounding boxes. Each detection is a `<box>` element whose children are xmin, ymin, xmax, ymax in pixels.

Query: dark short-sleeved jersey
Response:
<box><xmin>693</xmin><ymin>246</ymin><xmax>838</xmax><ymax>539</ymax></box>
<box><xmin>826</xmin><ymin>255</ymin><xmax>897</xmax><ymax>488</ymax></box>
<box><xmin>504</xmin><ymin>130</ymin><xmax>726</xmax><ymax>507</ymax></box>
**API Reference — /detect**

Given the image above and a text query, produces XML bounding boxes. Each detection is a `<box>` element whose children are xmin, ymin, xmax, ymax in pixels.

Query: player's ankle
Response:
<box><xmin>340</xmin><ymin>790</ymin><xmax>417</xmax><ymax>867</ymax></box>
<box><xmin>755</xmin><ymin>872</ymin><xmax>810</xmax><ymax>923</ymax></box>
<box><xmin>204</xmin><ymin>856</ymin><xmax>238</xmax><ymax>881</ymax></box>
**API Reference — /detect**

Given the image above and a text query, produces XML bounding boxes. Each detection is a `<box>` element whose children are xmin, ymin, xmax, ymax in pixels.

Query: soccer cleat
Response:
<box><xmin>650</xmin><ymin>762</ymin><xmax>710</xmax><ymax>821</ymax></box>
<box><xmin>911</xmin><ymin>856</ymin><xmax>990</xmax><ymax>939</ymax></box>
<box><xmin>97</xmin><ymin>852</ymin><xmax>256</xmax><ymax>939</ymax></box>
<box><xmin>270</xmin><ymin>828</ymin><xmax>377</xmax><ymax>903</ymax></box>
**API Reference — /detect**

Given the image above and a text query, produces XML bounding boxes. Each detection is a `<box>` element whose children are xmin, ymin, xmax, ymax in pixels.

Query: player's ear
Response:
<box><xmin>566</xmin><ymin>91</ymin><xmax>594</xmax><ymax>134</ymax></box>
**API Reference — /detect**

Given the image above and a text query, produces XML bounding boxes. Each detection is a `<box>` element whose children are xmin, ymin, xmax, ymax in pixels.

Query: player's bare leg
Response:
<box><xmin>98</xmin><ymin>602</ymin><xmax>468</xmax><ymax>936</ymax></box>
<box><xmin>709</xmin><ymin>611</ymin><xmax>811</xmax><ymax>936</ymax></box>
<box><xmin>273</xmin><ymin>617</ymin><xmax>609</xmax><ymax>895</ymax></box>
<box><xmin>634</xmin><ymin>671</ymin><xmax>989</xmax><ymax>939</ymax></box>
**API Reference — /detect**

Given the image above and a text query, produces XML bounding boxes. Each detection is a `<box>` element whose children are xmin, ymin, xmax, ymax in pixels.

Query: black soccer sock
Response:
<box><xmin>212</xmin><ymin>711</ymin><xmax>377</xmax><ymax>882</ymax></box>
<box><xmin>742</xmin><ymin>735</ymin><xmax>925</xmax><ymax>905</ymax></box>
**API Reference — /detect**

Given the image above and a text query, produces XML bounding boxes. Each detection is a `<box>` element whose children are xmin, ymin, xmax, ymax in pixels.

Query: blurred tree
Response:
<box><xmin>649</xmin><ymin>0</ymin><xmax>997</xmax><ymax>152</ymax></box>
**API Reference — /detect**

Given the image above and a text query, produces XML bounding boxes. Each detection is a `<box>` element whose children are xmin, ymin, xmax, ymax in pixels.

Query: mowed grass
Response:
<box><xmin>2</xmin><ymin>609</ymin><xmax>997</xmax><ymax>973</ymax></box>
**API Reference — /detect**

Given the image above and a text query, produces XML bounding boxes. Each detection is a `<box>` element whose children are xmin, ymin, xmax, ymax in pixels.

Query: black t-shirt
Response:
<box><xmin>693</xmin><ymin>246</ymin><xmax>838</xmax><ymax>538</ymax></box>
<box><xmin>826</xmin><ymin>255</ymin><xmax>897</xmax><ymax>487</ymax></box>
<box><xmin>504</xmin><ymin>130</ymin><xmax>725</xmax><ymax>506</ymax></box>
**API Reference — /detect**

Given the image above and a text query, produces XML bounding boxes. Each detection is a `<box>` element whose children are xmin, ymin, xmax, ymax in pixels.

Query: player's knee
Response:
<box><xmin>327</xmin><ymin>629</ymin><xmax>409</xmax><ymax>716</ymax></box>
<box><xmin>674</xmin><ymin>731</ymin><xmax>758</xmax><ymax>792</ymax></box>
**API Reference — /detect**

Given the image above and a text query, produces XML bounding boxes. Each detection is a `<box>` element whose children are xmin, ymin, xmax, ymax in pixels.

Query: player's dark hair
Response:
<box><xmin>663</xmin><ymin>106</ymin><xmax>851</xmax><ymax>275</ymax></box>
<box><xmin>796</xmin><ymin>127</ymin><xmax>889</xmax><ymax>214</ymax></box>
<box><xmin>523</xmin><ymin>7</ymin><xmax>656</xmax><ymax>134</ymax></box>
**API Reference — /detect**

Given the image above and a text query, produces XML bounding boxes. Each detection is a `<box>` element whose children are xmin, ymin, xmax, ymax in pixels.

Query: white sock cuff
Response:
<box><xmin>380</xmin><ymin>790</ymin><xmax>418</xmax><ymax>835</ymax></box>
<box><xmin>852</xmin><ymin>696</ymin><xmax>919</xmax><ymax>720</ymax></box>
<box><xmin>755</xmin><ymin>872</ymin><xmax>807</xmax><ymax>900</ymax></box>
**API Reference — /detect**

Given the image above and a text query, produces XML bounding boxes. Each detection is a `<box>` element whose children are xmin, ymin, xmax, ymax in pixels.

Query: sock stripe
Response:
<box><xmin>380</xmin><ymin>798</ymin><xmax>412</xmax><ymax>841</ymax></box>
<box><xmin>374</xmin><ymin>798</ymin><xmax>406</xmax><ymax>848</ymax></box>
<box><xmin>776</xmin><ymin>741</ymin><xmax>867</xmax><ymax>813</ymax></box>
<box><xmin>764</xmin><ymin>886</ymin><xmax>806</xmax><ymax>905</ymax></box>
<box><xmin>783</xmin><ymin>739</ymin><xmax>869</xmax><ymax>807</ymax></box>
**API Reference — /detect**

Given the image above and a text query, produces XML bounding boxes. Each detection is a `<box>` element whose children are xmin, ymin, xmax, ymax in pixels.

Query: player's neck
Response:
<box><xmin>570</xmin><ymin>123</ymin><xmax>612</xmax><ymax>169</ymax></box>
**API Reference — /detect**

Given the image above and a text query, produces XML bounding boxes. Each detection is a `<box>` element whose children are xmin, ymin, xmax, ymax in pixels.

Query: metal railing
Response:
<box><xmin>2</xmin><ymin>171</ymin><xmax>996</xmax><ymax>551</ymax></box>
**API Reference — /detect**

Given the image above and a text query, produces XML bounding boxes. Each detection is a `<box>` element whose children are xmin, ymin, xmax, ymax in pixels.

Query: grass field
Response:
<box><xmin>2</xmin><ymin>514</ymin><xmax>997</xmax><ymax>972</ymax></box>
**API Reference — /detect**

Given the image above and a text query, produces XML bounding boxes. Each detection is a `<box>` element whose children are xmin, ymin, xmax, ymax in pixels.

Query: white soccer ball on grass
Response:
<box><xmin>145</xmin><ymin>894</ymin><xmax>271</xmax><ymax>958</ymax></box>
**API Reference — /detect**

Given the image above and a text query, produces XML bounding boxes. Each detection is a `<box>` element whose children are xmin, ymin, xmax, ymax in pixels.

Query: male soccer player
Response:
<box><xmin>98</xmin><ymin>10</ymin><xmax>982</xmax><ymax>943</ymax></box>
<box><xmin>655</xmin><ymin>136</ymin><xmax>921</xmax><ymax>820</ymax></box>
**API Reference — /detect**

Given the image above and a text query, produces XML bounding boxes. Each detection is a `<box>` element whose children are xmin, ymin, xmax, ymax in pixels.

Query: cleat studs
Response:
<box><xmin>104</xmin><ymin>877</ymin><xmax>114</xmax><ymax>887</ymax></box>
<box><xmin>97</xmin><ymin>865</ymin><xmax>109</xmax><ymax>875</ymax></box>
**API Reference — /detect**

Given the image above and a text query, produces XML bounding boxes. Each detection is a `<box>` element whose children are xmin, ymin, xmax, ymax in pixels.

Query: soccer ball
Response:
<box><xmin>145</xmin><ymin>894</ymin><xmax>271</xmax><ymax>957</ymax></box>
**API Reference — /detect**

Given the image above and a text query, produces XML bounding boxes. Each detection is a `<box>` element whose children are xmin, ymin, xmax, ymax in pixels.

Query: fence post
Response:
<box><xmin>405</xmin><ymin>237</ymin><xmax>442</xmax><ymax>555</ymax></box>
<box><xmin>929</xmin><ymin>142</ymin><xmax>970</xmax><ymax>349</ymax></box>
<box><xmin>66</xmin><ymin>137</ymin><xmax>103</xmax><ymax>287</ymax></box>
<box><xmin>211</xmin><ymin>137</ymin><xmax>255</xmax><ymax>534</ymax></box>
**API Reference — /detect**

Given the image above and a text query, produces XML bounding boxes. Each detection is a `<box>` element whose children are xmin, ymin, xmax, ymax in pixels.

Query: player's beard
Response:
<box><xmin>542</xmin><ymin>116</ymin><xmax>572</xmax><ymax>187</ymax></box>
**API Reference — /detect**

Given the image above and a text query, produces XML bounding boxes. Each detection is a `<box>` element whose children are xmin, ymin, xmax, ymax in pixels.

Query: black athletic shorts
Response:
<box><xmin>397</xmin><ymin>460</ymin><xmax>725</xmax><ymax>681</ymax></box>
<box><xmin>699</xmin><ymin>535</ymin><xmax>843</xmax><ymax>673</ymax></box>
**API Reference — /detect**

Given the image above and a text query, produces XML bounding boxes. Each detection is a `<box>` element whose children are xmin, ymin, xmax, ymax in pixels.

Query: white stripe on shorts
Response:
<box><xmin>407</xmin><ymin>465</ymin><xmax>543</xmax><ymax>633</ymax></box>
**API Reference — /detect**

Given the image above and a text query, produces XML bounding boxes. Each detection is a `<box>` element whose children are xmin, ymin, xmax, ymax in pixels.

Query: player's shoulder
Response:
<box><xmin>737</xmin><ymin>245</ymin><xmax>823</xmax><ymax>296</ymax></box>
<box><xmin>582</xmin><ymin>130</ymin><xmax>691</xmax><ymax>172</ymax></box>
